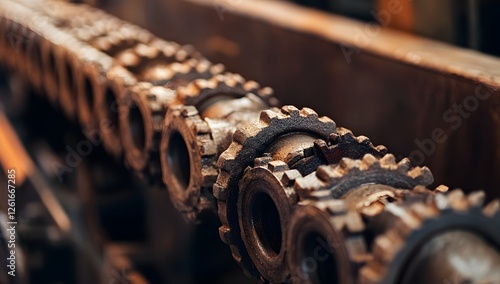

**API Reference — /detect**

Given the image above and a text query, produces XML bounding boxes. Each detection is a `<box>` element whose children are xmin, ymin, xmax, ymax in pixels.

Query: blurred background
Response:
<box><xmin>0</xmin><ymin>0</ymin><xmax>499</xmax><ymax>283</ymax></box>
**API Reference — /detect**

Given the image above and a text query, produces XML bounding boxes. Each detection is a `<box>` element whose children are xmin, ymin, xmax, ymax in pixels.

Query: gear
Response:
<box><xmin>235</xmin><ymin>131</ymin><xmax>387</xmax><ymax>282</ymax></box>
<box><xmin>76</xmin><ymin>47</ymin><xmax>117</xmax><ymax>137</ymax></box>
<box><xmin>286</xmin><ymin>198</ymin><xmax>365</xmax><ymax>284</ymax></box>
<box><xmin>176</xmin><ymin>72</ymin><xmax>278</xmax><ymax>108</ymax></box>
<box><xmin>160</xmin><ymin>105</ymin><xmax>219</xmax><ymax>221</ymax></box>
<box><xmin>120</xmin><ymin>59</ymin><xmax>223</xmax><ymax>180</ymax></box>
<box><xmin>237</xmin><ymin>158</ymin><xmax>300</xmax><ymax>283</ymax></box>
<box><xmin>359</xmin><ymin>189</ymin><xmax>500</xmax><ymax>284</ymax></box>
<box><xmin>214</xmin><ymin>105</ymin><xmax>336</xmax><ymax>277</ymax></box>
<box><xmin>287</xmin><ymin>155</ymin><xmax>435</xmax><ymax>284</ymax></box>
<box><xmin>93</xmin><ymin>64</ymin><xmax>137</xmax><ymax>157</ymax></box>
<box><xmin>161</xmin><ymin>72</ymin><xmax>275</xmax><ymax>222</ymax></box>
<box><xmin>295</xmin><ymin>153</ymin><xmax>434</xmax><ymax>200</ymax></box>
<box><xmin>287</xmin><ymin>126</ymin><xmax>387</xmax><ymax>176</ymax></box>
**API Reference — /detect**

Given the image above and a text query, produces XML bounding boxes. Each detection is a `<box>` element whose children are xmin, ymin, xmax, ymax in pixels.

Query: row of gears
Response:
<box><xmin>1</xmin><ymin>0</ymin><xmax>499</xmax><ymax>283</ymax></box>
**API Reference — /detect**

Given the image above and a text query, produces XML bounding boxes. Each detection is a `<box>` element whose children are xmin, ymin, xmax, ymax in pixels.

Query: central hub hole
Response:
<box><xmin>83</xmin><ymin>75</ymin><xmax>94</xmax><ymax>111</ymax></box>
<box><xmin>128</xmin><ymin>105</ymin><xmax>146</xmax><ymax>151</ymax></box>
<box><xmin>251</xmin><ymin>192</ymin><xmax>282</xmax><ymax>255</ymax></box>
<box><xmin>104</xmin><ymin>86</ymin><xmax>119</xmax><ymax>134</ymax></box>
<box><xmin>167</xmin><ymin>132</ymin><xmax>191</xmax><ymax>190</ymax></box>
<box><xmin>301</xmin><ymin>232</ymin><xmax>337</xmax><ymax>284</ymax></box>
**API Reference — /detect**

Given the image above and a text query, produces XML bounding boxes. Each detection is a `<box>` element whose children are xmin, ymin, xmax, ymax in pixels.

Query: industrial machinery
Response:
<box><xmin>0</xmin><ymin>0</ymin><xmax>499</xmax><ymax>283</ymax></box>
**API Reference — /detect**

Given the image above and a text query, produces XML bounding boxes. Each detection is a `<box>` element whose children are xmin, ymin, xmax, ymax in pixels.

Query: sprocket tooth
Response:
<box><xmin>375</xmin><ymin>145</ymin><xmax>388</xmax><ymax>154</ymax></box>
<box><xmin>361</xmin><ymin>154</ymin><xmax>378</xmax><ymax>169</ymax></box>
<box><xmin>483</xmin><ymin>199</ymin><xmax>500</xmax><ymax>217</ymax></box>
<box><xmin>447</xmin><ymin>189</ymin><xmax>469</xmax><ymax>211</ymax></box>
<box><xmin>281</xmin><ymin>169</ymin><xmax>302</xmax><ymax>187</ymax></box>
<box><xmin>267</xmin><ymin>160</ymin><xmax>288</xmax><ymax>172</ymax></box>
<box><xmin>280</xmin><ymin>105</ymin><xmax>300</xmax><ymax>116</ymax></box>
<box><xmin>259</xmin><ymin>109</ymin><xmax>278</xmax><ymax>124</ymax></box>
<box><xmin>467</xmin><ymin>190</ymin><xmax>485</xmax><ymax>207</ymax></box>
<box><xmin>380</xmin><ymin>154</ymin><xmax>397</xmax><ymax>169</ymax></box>
<box><xmin>434</xmin><ymin>184</ymin><xmax>449</xmax><ymax>193</ymax></box>
<box><xmin>397</xmin><ymin>158</ymin><xmax>412</xmax><ymax>172</ymax></box>
<box><xmin>299</xmin><ymin>107</ymin><xmax>318</xmax><ymax>118</ymax></box>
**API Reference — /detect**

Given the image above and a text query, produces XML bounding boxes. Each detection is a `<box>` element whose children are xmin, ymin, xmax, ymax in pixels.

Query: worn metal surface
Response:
<box><xmin>98</xmin><ymin>0</ymin><xmax>500</xmax><ymax>199</ymax></box>
<box><xmin>1</xmin><ymin>0</ymin><xmax>500</xmax><ymax>283</ymax></box>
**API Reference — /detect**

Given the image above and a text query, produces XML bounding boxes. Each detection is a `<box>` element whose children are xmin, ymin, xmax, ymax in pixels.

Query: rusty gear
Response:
<box><xmin>120</xmin><ymin>59</ymin><xmax>223</xmax><ymax>179</ymax></box>
<box><xmin>237</xmin><ymin>158</ymin><xmax>300</xmax><ymax>283</ymax></box>
<box><xmin>1</xmin><ymin>1</ymin><xmax>499</xmax><ymax>283</ymax></box>
<box><xmin>214</xmin><ymin>105</ymin><xmax>336</xmax><ymax>277</ymax></box>
<box><xmin>295</xmin><ymin>153</ymin><xmax>434</xmax><ymax>200</ymax></box>
<box><xmin>287</xmin><ymin>198</ymin><xmax>365</xmax><ymax>284</ymax></box>
<box><xmin>359</xmin><ymin>189</ymin><xmax>500</xmax><ymax>284</ymax></box>
<box><xmin>176</xmin><ymin>72</ymin><xmax>277</xmax><ymax>108</ymax></box>
<box><xmin>236</xmin><ymin>131</ymin><xmax>387</xmax><ymax>282</ymax></box>
<box><xmin>161</xmin><ymin>72</ymin><xmax>274</xmax><ymax>222</ymax></box>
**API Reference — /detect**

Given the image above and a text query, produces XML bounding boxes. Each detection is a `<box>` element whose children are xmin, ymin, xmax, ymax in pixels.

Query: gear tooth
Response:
<box><xmin>409</xmin><ymin>202</ymin><xmax>439</xmax><ymax>219</ymax></box>
<box><xmin>243</xmin><ymin>80</ymin><xmax>260</xmax><ymax>91</ymax></box>
<box><xmin>380</xmin><ymin>154</ymin><xmax>396</xmax><ymax>168</ymax></box>
<box><xmin>232</xmin><ymin>128</ymin><xmax>251</xmax><ymax>144</ymax></box>
<box><xmin>467</xmin><ymin>190</ymin><xmax>485</xmax><ymax>207</ymax></box>
<box><xmin>343</xmin><ymin>131</ymin><xmax>357</xmax><ymax>142</ymax></box>
<box><xmin>281</xmin><ymin>105</ymin><xmax>300</xmax><ymax>117</ymax></box>
<box><xmin>343</xmin><ymin>157</ymin><xmax>362</xmax><ymax>171</ymax></box>
<box><xmin>254</xmin><ymin>156</ymin><xmax>272</xmax><ymax>167</ymax></box>
<box><xmin>434</xmin><ymin>184</ymin><xmax>449</xmax><ymax>193</ymax></box>
<box><xmin>434</xmin><ymin>193</ymin><xmax>450</xmax><ymax>210</ymax></box>
<box><xmin>268</xmin><ymin>160</ymin><xmax>288</xmax><ymax>172</ymax></box>
<box><xmin>361</xmin><ymin>154</ymin><xmax>378</xmax><ymax>168</ymax></box>
<box><xmin>447</xmin><ymin>189</ymin><xmax>469</xmax><ymax>211</ymax></box>
<box><xmin>419</xmin><ymin>167</ymin><xmax>434</xmax><ymax>185</ymax></box>
<box><xmin>299</xmin><ymin>107</ymin><xmax>318</xmax><ymax>119</ymax></box>
<box><xmin>259</xmin><ymin>109</ymin><xmax>278</xmax><ymax>124</ymax></box>
<box><xmin>375</xmin><ymin>145</ymin><xmax>388</xmax><ymax>155</ymax></box>
<box><xmin>407</xmin><ymin>167</ymin><xmax>432</xmax><ymax>185</ymax></box>
<box><xmin>357</xmin><ymin>135</ymin><xmax>371</xmax><ymax>145</ymax></box>
<box><xmin>319</xmin><ymin>116</ymin><xmax>336</xmax><ymax>127</ymax></box>
<box><xmin>181</xmin><ymin>105</ymin><xmax>199</xmax><ymax>117</ymax></box>
<box><xmin>259</xmin><ymin>86</ymin><xmax>274</xmax><ymax>97</ymax></box>
<box><xmin>397</xmin><ymin>158</ymin><xmax>412</xmax><ymax>172</ymax></box>
<box><xmin>224</xmin><ymin>74</ymin><xmax>239</xmax><ymax>87</ymax></box>
<box><xmin>233</xmin><ymin>73</ymin><xmax>245</xmax><ymax>84</ymax></box>
<box><xmin>210</xmin><ymin>63</ymin><xmax>225</xmax><ymax>74</ymax></box>
<box><xmin>281</xmin><ymin>169</ymin><xmax>302</xmax><ymax>187</ymax></box>
<box><xmin>194</xmin><ymin>78</ymin><xmax>209</xmax><ymax>90</ymax></box>
<box><xmin>483</xmin><ymin>199</ymin><xmax>500</xmax><ymax>217</ymax></box>
<box><xmin>328</xmin><ymin>132</ymin><xmax>340</xmax><ymax>144</ymax></box>
<box><xmin>213</xmin><ymin>173</ymin><xmax>230</xmax><ymax>200</ymax></box>
<box><xmin>316</xmin><ymin>165</ymin><xmax>334</xmax><ymax>182</ymax></box>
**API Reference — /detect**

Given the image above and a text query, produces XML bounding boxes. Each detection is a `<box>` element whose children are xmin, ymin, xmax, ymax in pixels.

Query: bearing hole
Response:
<box><xmin>251</xmin><ymin>192</ymin><xmax>282</xmax><ymax>255</ymax></box>
<box><xmin>167</xmin><ymin>132</ymin><xmax>191</xmax><ymax>190</ymax></box>
<box><xmin>301</xmin><ymin>232</ymin><xmax>337</xmax><ymax>284</ymax></box>
<box><xmin>128</xmin><ymin>105</ymin><xmax>146</xmax><ymax>151</ymax></box>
